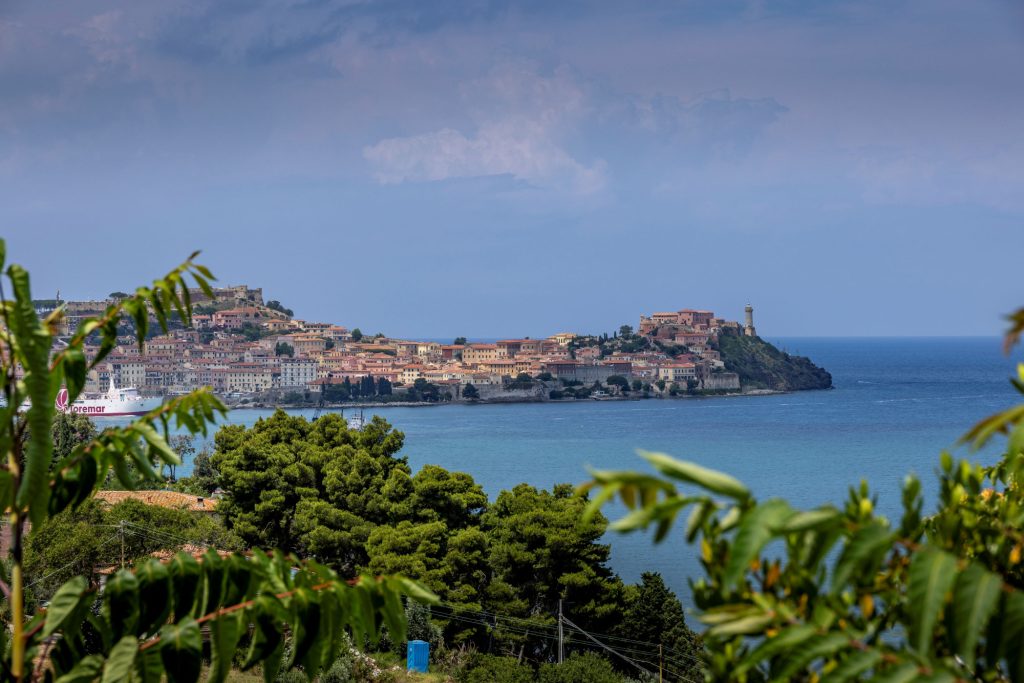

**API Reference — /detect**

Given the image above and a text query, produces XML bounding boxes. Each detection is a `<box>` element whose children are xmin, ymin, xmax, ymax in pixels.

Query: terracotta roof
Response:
<box><xmin>94</xmin><ymin>490</ymin><xmax>218</xmax><ymax>512</ymax></box>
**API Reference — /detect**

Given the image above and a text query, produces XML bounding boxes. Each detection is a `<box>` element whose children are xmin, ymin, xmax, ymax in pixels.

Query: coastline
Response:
<box><xmin>225</xmin><ymin>386</ymin><xmax>799</xmax><ymax>411</ymax></box>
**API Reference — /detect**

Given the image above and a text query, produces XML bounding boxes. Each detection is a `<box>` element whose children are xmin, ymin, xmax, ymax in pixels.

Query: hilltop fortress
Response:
<box><xmin>638</xmin><ymin>306</ymin><xmax>757</xmax><ymax>340</ymax></box>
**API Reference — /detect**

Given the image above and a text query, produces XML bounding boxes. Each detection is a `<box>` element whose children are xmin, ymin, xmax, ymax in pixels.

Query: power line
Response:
<box><xmin>560</xmin><ymin>614</ymin><xmax>654</xmax><ymax>679</ymax></box>
<box><xmin>27</xmin><ymin>534</ymin><xmax>120</xmax><ymax>588</ymax></box>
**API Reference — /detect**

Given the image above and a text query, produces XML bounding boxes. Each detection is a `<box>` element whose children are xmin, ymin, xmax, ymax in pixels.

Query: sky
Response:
<box><xmin>2</xmin><ymin>0</ymin><xmax>1023</xmax><ymax>338</ymax></box>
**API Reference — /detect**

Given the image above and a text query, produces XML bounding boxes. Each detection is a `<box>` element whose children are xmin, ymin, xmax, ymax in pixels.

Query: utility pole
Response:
<box><xmin>659</xmin><ymin>644</ymin><xmax>663</xmax><ymax>683</ymax></box>
<box><xmin>557</xmin><ymin>599</ymin><xmax>564</xmax><ymax>664</ymax></box>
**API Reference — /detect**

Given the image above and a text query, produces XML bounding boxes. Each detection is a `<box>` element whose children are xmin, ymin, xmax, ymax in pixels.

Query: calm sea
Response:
<box><xmin>162</xmin><ymin>337</ymin><xmax>1019</xmax><ymax>605</ymax></box>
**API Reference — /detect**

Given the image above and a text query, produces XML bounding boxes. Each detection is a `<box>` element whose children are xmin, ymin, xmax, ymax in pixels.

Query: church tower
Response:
<box><xmin>744</xmin><ymin>304</ymin><xmax>756</xmax><ymax>337</ymax></box>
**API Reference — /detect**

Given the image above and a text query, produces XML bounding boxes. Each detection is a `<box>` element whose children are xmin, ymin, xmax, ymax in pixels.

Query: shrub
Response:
<box><xmin>538</xmin><ymin>652</ymin><xmax>624</xmax><ymax>683</ymax></box>
<box><xmin>458</xmin><ymin>654</ymin><xmax>533</xmax><ymax>683</ymax></box>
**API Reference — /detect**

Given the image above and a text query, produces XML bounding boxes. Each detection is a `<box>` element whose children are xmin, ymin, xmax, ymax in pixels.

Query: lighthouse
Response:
<box><xmin>744</xmin><ymin>304</ymin><xmax>756</xmax><ymax>337</ymax></box>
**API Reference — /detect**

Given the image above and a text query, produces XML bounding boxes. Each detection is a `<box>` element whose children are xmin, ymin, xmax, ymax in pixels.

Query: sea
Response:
<box><xmin>155</xmin><ymin>337</ymin><xmax>1020</xmax><ymax>607</ymax></box>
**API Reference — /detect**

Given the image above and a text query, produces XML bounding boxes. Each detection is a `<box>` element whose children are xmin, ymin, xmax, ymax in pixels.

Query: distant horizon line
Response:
<box><xmin>400</xmin><ymin>334</ymin><xmax>1005</xmax><ymax>341</ymax></box>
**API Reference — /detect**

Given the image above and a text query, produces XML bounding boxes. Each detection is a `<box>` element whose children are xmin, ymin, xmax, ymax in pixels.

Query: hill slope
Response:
<box><xmin>716</xmin><ymin>334</ymin><xmax>832</xmax><ymax>391</ymax></box>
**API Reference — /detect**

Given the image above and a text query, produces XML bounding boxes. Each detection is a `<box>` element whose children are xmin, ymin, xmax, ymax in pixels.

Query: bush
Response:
<box><xmin>458</xmin><ymin>655</ymin><xmax>533</xmax><ymax>683</ymax></box>
<box><xmin>321</xmin><ymin>656</ymin><xmax>355</xmax><ymax>683</ymax></box>
<box><xmin>549</xmin><ymin>390</ymin><xmax>564</xmax><ymax>400</ymax></box>
<box><xmin>275</xmin><ymin>669</ymin><xmax>308</xmax><ymax>683</ymax></box>
<box><xmin>538</xmin><ymin>652</ymin><xmax>624</xmax><ymax>683</ymax></box>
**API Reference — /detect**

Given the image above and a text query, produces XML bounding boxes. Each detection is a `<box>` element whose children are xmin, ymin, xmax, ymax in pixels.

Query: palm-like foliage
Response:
<box><xmin>0</xmin><ymin>242</ymin><xmax>433</xmax><ymax>682</ymax></box>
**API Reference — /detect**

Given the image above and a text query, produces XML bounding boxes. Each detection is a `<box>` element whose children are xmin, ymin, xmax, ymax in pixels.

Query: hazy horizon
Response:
<box><xmin>5</xmin><ymin>1</ymin><xmax>1023</xmax><ymax>337</ymax></box>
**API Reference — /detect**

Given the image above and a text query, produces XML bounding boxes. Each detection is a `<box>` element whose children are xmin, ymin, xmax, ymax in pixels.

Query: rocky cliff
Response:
<box><xmin>716</xmin><ymin>333</ymin><xmax>832</xmax><ymax>391</ymax></box>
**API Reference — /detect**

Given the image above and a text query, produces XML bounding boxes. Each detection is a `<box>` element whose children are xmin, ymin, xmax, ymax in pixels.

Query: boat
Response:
<box><xmin>343</xmin><ymin>408</ymin><xmax>366</xmax><ymax>430</ymax></box>
<box><xmin>54</xmin><ymin>376</ymin><xmax>163</xmax><ymax>417</ymax></box>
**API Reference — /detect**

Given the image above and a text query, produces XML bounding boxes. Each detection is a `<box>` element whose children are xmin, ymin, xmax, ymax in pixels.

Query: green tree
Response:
<box><xmin>583</xmin><ymin>309</ymin><xmax>1024</xmax><ymax>682</ymax></box>
<box><xmin>51</xmin><ymin>411</ymin><xmax>97</xmax><ymax>461</ymax></box>
<box><xmin>453</xmin><ymin>337</ymin><xmax>467</xmax><ymax>346</ymax></box>
<box><xmin>616</xmin><ymin>572</ymin><xmax>702</xmax><ymax>680</ymax></box>
<box><xmin>462</xmin><ymin>383</ymin><xmax>480</xmax><ymax>400</ymax></box>
<box><xmin>351</xmin><ymin>328</ymin><xmax>363</xmax><ymax>341</ymax></box>
<box><xmin>266</xmin><ymin>300</ymin><xmax>294</xmax><ymax>317</ymax></box>
<box><xmin>618</xmin><ymin>325</ymin><xmax>633</xmax><ymax>338</ymax></box>
<box><xmin>275</xmin><ymin>341</ymin><xmax>294</xmax><ymax>357</ymax></box>
<box><xmin>605</xmin><ymin>375</ymin><xmax>629</xmax><ymax>392</ymax></box>
<box><xmin>174</xmin><ymin>446</ymin><xmax>219</xmax><ymax>496</ymax></box>
<box><xmin>214</xmin><ymin>411</ymin><xmax>410</xmax><ymax>573</ymax></box>
<box><xmin>481</xmin><ymin>484</ymin><xmax>624</xmax><ymax>655</ymax></box>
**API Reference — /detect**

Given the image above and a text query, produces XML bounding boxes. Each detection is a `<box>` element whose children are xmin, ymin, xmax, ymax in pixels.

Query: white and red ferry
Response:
<box><xmin>54</xmin><ymin>377</ymin><xmax>163</xmax><ymax>417</ymax></box>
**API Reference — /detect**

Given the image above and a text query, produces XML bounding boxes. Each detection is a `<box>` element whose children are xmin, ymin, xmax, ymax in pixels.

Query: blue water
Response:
<box><xmin>158</xmin><ymin>337</ymin><xmax>1019</xmax><ymax>604</ymax></box>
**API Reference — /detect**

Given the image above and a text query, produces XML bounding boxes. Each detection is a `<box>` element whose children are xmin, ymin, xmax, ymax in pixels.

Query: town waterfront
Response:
<box><xmin>171</xmin><ymin>336</ymin><xmax>1017</xmax><ymax>606</ymax></box>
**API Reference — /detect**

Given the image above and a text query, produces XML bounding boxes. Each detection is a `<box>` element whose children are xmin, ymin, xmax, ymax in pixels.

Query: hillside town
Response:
<box><xmin>34</xmin><ymin>285</ymin><xmax>751</xmax><ymax>403</ymax></box>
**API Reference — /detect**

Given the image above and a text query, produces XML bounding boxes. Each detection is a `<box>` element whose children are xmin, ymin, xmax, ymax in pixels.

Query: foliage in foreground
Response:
<box><xmin>0</xmin><ymin>243</ymin><xmax>432</xmax><ymax>682</ymax></box>
<box><xmin>583</xmin><ymin>307</ymin><xmax>1024</xmax><ymax>681</ymax></box>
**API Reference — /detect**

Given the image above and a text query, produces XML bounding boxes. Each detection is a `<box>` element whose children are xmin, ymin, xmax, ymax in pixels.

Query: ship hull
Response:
<box><xmin>61</xmin><ymin>397</ymin><xmax>163</xmax><ymax>417</ymax></box>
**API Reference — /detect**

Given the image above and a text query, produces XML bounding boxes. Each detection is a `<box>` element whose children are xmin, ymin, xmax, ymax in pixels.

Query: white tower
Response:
<box><xmin>744</xmin><ymin>304</ymin><xmax>756</xmax><ymax>337</ymax></box>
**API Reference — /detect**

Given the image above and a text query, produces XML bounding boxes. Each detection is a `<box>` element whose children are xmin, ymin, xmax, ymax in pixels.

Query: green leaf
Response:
<box><xmin>62</xmin><ymin>346</ymin><xmax>88</xmax><ymax>402</ymax></box>
<box><xmin>208</xmin><ymin>610</ymin><xmax>245</xmax><ymax>683</ymax></box>
<box><xmin>1001</xmin><ymin>591</ymin><xmax>1024</xmax><ymax>682</ymax></box>
<box><xmin>831</xmin><ymin>522</ymin><xmax>893</xmax><ymax>593</ymax></box>
<box><xmin>169</xmin><ymin>552</ymin><xmax>202</xmax><ymax>620</ymax></box>
<box><xmin>160</xmin><ymin>618</ymin><xmax>202</xmax><ymax>683</ymax></box>
<box><xmin>821</xmin><ymin>649</ymin><xmax>883</xmax><ymax>683</ymax></box>
<box><xmin>104</xmin><ymin>570</ymin><xmax>140</xmax><ymax>640</ymax></box>
<box><xmin>706</xmin><ymin>611</ymin><xmax>775</xmax><ymax>638</ymax></box>
<box><xmin>736</xmin><ymin>624</ymin><xmax>817</xmax><ymax>674</ymax></box>
<box><xmin>951</xmin><ymin>561</ymin><xmax>1002</xmax><ymax>669</ymax></box>
<box><xmin>0</xmin><ymin>469</ymin><xmax>12</xmax><ymax>517</ymax></box>
<box><xmin>242</xmin><ymin>597</ymin><xmax>284</xmax><ymax>671</ymax></box>
<box><xmin>907</xmin><ymin>546</ymin><xmax>958</xmax><ymax>655</ymax></box>
<box><xmin>54</xmin><ymin>654</ymin><xmax>104</xmax><ymax>683</ymax></box>
<box><xmin>102</xmin><ymin>636</ymin><xmax>139</xmax><ymax>683</ymax></box>
<box><xmin>135</xmin><ymin>647</ymin><xmax>164</xmax><ymax>683</ymax></box>
<box><xmin>396</xmin><ymin>577</ymin><xmax>440</xmax><ymax>605</ymax></box>
<box><xmin>44</xmin><ymin>576</ymin><xmax>90</xmax><ymax>637</ymax></box>
<box><xmin>722</xmin><ymin>499</ymin><xmax>793</xmax><ymax>589</ymax></box>
<box><xmin>288</xmin><ymin>587</ymin><xmax>322</xmax><ymax>671</ymax></box>
<box><xmin>774</xmin><ymin>632</ymin><xmax>851</xmax><ymax>680</ymax></box>
<box><xmin>871</xmin><ymin>662</ymin><xmax>923</xmax><ymax>683</ymax></box>
<box><xmin>778</xmin><ymin>507</ymin><xmax>842</xmax><ymax>533</ymax></box>
<box><xmin>8</xmin><ymin>264</ymin><xmax>55</xmax><ymax>526</ymax></box>
<box><xmin>639</xmin><ymin>451</ymin><xmax>751</xmax><ymax>500</ymax></box>
<box><xmin>136</xmin><ymin>559</ymin><xmax>172</xmax><ymax>636</ymax></box>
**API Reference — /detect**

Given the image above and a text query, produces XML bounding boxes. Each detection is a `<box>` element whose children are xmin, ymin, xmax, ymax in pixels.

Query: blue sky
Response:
<box><xmin>3</xmin><ymin>0</ymin><xmax>1022</xmax><ymax>337</ymax></box>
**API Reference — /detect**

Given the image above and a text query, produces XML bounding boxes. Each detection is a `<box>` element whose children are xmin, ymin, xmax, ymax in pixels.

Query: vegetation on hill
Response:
<box><xmin>585</xmin><ymin>307</ymin><xmax>1024</xmax><ymax>681</ymax></box>
<box><xmin>211</xmin><ymin>410</ymin><xmax>703</xmax><ymax>677</ymax></box>
<box><xmin>716</xmin><ymin>332</ymin><xmax>832</xmax><ymax>390</ymax></box>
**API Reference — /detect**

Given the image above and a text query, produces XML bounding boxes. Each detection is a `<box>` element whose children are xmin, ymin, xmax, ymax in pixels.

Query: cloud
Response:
<box><xmin>364</xmin><ymin>122</ymin><xmax>607</xmax><ymax>194</ymax></box>
<box><xmin>364</xmin><ymin>62</ymin><xmax>607</xmax><ymax>194</ymax></box>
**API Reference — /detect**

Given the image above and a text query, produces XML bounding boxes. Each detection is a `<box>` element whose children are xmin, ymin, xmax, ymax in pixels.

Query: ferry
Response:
<box><xmin>54</xmin><ymin>377</ymin><xmax>163</xmax><ymax>417</ymax></box>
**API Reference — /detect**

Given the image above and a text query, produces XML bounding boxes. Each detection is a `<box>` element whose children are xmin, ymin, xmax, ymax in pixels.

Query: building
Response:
<box><xmin>279</xmin><ymin>358</ymin><xmax>318</xmax><ymax>388</ymax></box>
<box><xmin>462</xmin><ymin>344</ymin><xmax>506</xmax><ymax>365</ymax></box>
<box><xmin>657</xmin><ymin>363</ymin><xmax>697</xmax><ymax>383</ymax></box>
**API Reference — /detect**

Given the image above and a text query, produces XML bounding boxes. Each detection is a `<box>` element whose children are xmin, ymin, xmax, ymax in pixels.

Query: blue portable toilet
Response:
<box><xmin>407</xmin><ymin>640</ymin><xmax>429</xmax><ymax>673</ymax></box>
